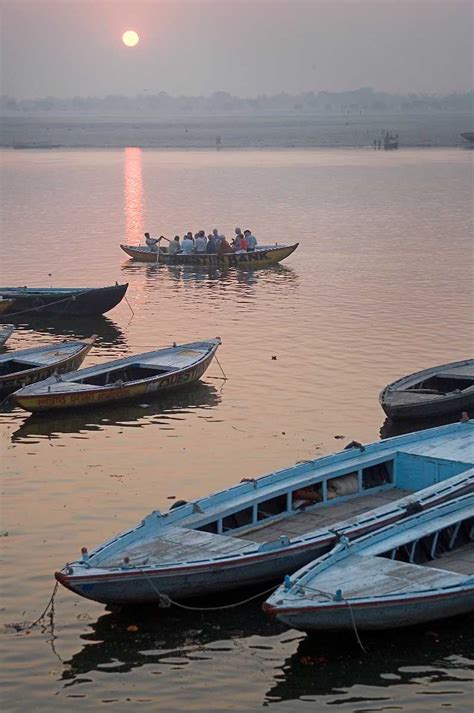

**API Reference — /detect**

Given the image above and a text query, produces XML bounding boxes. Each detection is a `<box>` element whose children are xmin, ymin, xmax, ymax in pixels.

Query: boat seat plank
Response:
<box><xmin>307</xmin><ymin>554</ymin><xmax>465</xmax><ymax>600</ymax></box>
<box><xmin>98</xmin><ymin>526</ymin><xmax>258</xmax><ymax>569</ymax></box>
<box><xmin>435</xmin><ymin>368</ymin><xmax>474</xmax><ymax>379</ymax></box>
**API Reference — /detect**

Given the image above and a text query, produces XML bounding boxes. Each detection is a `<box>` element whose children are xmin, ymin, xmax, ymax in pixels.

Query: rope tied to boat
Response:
<box><xmin>294</xmin><ymin>581</ymin><xmax>366</xmax><ymax>654</ymax></box>
<box><xmin>0</xmin><ymin>289</ymin><xmax>98</xmax><ymax>318</ymax></box>
<box><xmin>6</xmin><ymin>581</ymin><xmax>59</xmax><ymax>632</ymax></box>
<box><xmin>138</xmin><ymin>568</ymin><xmax>277</xmax><ymax>611</ymax></box>
<box><xmin>213</xmin><ymin>353</ymin><xmax>228</xmax><ymax>380</ymax></box>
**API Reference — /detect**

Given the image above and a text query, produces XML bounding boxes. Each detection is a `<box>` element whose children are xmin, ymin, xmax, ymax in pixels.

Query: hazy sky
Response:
<box><xmin>1</xmin><ymin>0</ymin><xmax>472</xmax><ymax>99</ymax></box>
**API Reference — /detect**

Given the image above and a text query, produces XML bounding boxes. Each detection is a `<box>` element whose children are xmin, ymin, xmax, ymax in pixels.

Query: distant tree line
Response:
<box><xmin>1</xmin><ymin>87</ymin><xmax>472</xmax><ymax>116</ymax></box>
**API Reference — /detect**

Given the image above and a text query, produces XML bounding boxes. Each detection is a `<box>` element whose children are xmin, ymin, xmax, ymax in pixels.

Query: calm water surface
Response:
<box><xmin>0</xmin><ymin>148</ymin><xmax>473</xmax><ymax>712</ymax></box>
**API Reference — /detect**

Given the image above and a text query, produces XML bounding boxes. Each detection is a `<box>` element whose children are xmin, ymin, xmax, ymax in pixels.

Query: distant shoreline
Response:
<box><xmin>1</xmin><ymin>113</ymin><xmax>472</xmax><ymax>149</ymax></box>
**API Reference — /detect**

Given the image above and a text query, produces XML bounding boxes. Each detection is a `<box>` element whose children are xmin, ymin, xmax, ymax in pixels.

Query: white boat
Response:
<box><xmin>263</xmin><ymin>489</ymin><xmax>474</xmax><ymax>631</ymax></box>
<box><xmin>380</xmin><ymin>358</ymin><xmax>474</xmax><ymax>421</ymax></box>
<box><xmin>55</xmin><ymin>420</ymin><xmax>474</xmax><ymax>606</ymax></box>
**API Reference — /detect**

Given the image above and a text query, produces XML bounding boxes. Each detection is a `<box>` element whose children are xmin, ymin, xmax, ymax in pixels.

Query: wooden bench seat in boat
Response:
<box><xmin>98</xmin><ymin>525</ymin><xmax>259</xmax><ymax>569</ymax></box>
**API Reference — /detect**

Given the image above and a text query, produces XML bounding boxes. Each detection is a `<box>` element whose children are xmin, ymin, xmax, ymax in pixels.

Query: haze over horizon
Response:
<box><xmin>1</xmin><ymin>0</ymin><xmax>472</xmax><ymax>100</ymax></box>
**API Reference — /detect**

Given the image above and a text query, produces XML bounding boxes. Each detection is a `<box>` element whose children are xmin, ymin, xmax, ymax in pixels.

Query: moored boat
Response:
<box><xmin>12</xmin><ymin>338</ymin><xmax>221</xmax><ymax>412</ymax></box>
<box><xmin>0</xmin><ymin>337</ymin><xmax>96</xmax><ymax>394</ymax></box>
<box><xmin>120</xmin><ymin>243</ymin><xmax>298</xmax><ymax>268</ymax></box>
<box><xmin>0</xmin><ymin>284</ymin><xmax>128</xmax><ymax>316</ymax></box>
<box><xmin>0</xmin><ymin>325</ymin><xmax>14</xmax><ymax>348</ymax></box>
<box><xmin>54</xmin><ymin>420</ymin><xmax>474</xmax><ymax>607</ymax></box>
<box><xmin>380</xmin><ymin>358</ymin><xmax>474</xmax><ymax>421</ymax></box>
<box><xmin>263</xmin><ymin>489</ymin><xmax>474</xmax><ymax>631</ymax></box>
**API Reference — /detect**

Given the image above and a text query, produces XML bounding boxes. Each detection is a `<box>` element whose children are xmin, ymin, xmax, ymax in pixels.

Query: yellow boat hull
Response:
<box><xmin>120</xmin><ymin>243</ymin><xmax>298</xmax><ymax>268</ymax></box>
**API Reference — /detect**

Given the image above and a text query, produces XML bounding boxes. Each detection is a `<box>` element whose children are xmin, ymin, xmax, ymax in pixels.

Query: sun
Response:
<box><xmin>122</xmin><ymin>30</ymin><xmax>139</xmax><ymax>47</ymax></box>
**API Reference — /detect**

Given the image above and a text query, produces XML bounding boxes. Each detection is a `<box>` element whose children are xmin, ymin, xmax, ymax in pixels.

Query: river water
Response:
<box><xmin>0</xmin><ymin>147</ymin><xmax>473</xmax><ymax>712</ymax></box>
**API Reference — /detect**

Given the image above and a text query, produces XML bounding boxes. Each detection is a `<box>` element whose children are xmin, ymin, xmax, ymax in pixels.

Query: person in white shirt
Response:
<box><xmin>182</xmin><ymin>235</ymin><xmax>194</xmax><ymax>254</ymax></box>
<box><xmin>194</xmin><ymin>234</ymin><xmax>207</xmax><ymax>253</ymax></box>
<box><xmin>144</xmin><ymin>232</ymin><xmax>159</xmax><ymax>251</ymax></box>
<box><xmin>244</xmin><ymin>229</ymin><xmax>257</xmax><ymax>251</ymax></box>
<box><xmin>168</xmin><ymin>236</ymin><xmax>181</xmax><ymax>255</ymax></box>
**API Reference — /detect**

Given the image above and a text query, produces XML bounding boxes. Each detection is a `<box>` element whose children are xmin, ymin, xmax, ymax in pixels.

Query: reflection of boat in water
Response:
<box><xmin>120</xmin><ymin>243</ymin><xmax>298</xmax><ymax>268</ymax></box>
<box><xmin>5</xmin><ymin>314</ymin><xmax>126</xmax><ymax>347</ymax></box>
<box><xmin>264</xmin><ymin>614</ymin><xmax>474</xmax><ymax>705</ymax></box>
<box><xmin>10</xmin><ymin>381</ymin><xmax>222</xmax><ymax>442</ymax></box>
<box><xmin>380</xmin><ymin>412</ymin><xmax>462</xmax><ymax>440</ymax></box>
<box><xmin>121</xmin><ymin>261</ymin><xmax>299</xmax><ymax>289</ymax></box>
<box><xmin>63</xmin><ymin>600</ymin><xmax>283</xmax><ymax>679</ymax></box>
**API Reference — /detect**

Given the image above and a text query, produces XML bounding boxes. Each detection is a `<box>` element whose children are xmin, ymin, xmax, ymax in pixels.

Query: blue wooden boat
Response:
<box><xmin>54</xmin><ymin>420</ymin><xmax>474</xmax><ymax>606</ymax></box>
<box><xmin>263</xmin><ymin>488</ymin><xmax>474</xmax><ymax>631</ymax></box>
<box><xmin>0</xmin><ymin>284</ymin><xmax>128</xmax><ymax>316</ymax></box>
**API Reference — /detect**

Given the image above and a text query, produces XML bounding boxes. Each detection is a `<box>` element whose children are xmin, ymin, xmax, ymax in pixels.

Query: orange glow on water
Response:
<box><xmin>124</xmin><ymin>147</ymin><xmax>144</xmax><ymax>244</ymax></box>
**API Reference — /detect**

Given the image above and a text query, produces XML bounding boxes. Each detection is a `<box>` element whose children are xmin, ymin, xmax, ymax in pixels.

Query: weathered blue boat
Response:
<box><xmin>54</xmin><ymin>420</ymin><xmax>474</xmax><ymax>606</ymax></box>
<box><xmin>263</xmin><ymin>489</ymin><xmax>474</xmax><ymax>631</ymax></box>
<box><xmin>380</xmin><ymin>358</ymin><xmax>474</xmax><ymax>421</ymax></box>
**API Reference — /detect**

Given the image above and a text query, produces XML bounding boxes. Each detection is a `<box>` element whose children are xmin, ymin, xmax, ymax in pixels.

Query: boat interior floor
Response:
<box><xmin>424</xmin><ymin>542</ymin><xmax>474</xmax><ymax>575</ymax></box>
<box><xmin>238</xmin><ymin>488</ymin><xmax>414</xmax><ymax>543</ymax></box>
<box><xmin>307</xmin><ymin>552</ymin><xmax>466</xmax><ymax>599</ymax></box>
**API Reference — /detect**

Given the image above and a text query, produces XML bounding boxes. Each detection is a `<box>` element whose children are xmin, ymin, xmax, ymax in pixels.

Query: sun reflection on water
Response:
<box><xmin>124</xmin><ymin>146</ymin><xmax>144</xmax><ymax>245</ymax></box>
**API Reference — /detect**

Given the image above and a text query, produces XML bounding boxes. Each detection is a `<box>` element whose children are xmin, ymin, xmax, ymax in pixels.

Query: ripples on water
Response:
<box><xmin>1</xmin><ymin>148</ymin><xmax>473</xmax><ymax>711</ymax></box>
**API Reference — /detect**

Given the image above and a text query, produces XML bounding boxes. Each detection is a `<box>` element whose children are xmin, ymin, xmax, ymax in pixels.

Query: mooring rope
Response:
<box><xmin>138</xmin><ymin>568</ymin><xmax>276</xmax><ymax>611</ymax></box>
<box><xmin>297</xmin><ymin>582</ymin><xmax>366</xmax><ymax>654</ymax></box>
<box><xmin>213</xmin><ymin>353</ymin><xmax>228</xmax><ymax>380</ymax></box>
<box><xmin>0</xmin><ymin>289</ymin><xmax>97</xmax><ymax>318</ymax></box>
<box><xmin>9</xmin><ymin>581</ymin><xmax>59</xmax><ymax>632</ymax></box>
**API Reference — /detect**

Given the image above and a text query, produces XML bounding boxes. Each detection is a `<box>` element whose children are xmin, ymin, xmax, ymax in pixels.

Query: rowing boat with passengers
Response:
<box><xmin>54</xmin><ymin>420</ymin><xmax>473</xmax><ymax>606</ymax></box>
<box><xmin>120</xmin><ymin>242</ymin><xmax>298</xmax><ymax>268</ymax></box>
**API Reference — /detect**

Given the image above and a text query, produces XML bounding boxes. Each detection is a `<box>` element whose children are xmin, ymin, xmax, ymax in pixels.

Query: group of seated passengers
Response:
<box><xmin>144</xmin><ymin>227</ymin><xmax>258</xmax><ymax>255</ymax></box>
